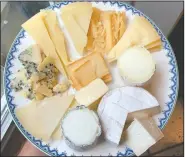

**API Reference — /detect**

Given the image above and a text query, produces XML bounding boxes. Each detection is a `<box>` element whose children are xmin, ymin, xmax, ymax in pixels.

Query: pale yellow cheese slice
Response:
<box><xmin>61</xmin><ymin>2</ymin><xmax>92</xmax><ymax>35</ymax></box>
<box><xmin>107</xmin><ymin>15</ymin><xmax>161</xmax><ymax>62</ymax></box>
<box><xmin>148</xmin><ymin>45</ymin><xmax>162</xmax><ymax>52</ymax></box>
<box><xmin>51</xmin><ymin>124</ymin><xmax>62</xmax><ymax>140</ymax></box>
<box><xmin>22</xmin><ymin>12</ymin><xmax>67</xmax><ymax>76</ymax></box>
<box><xmin>15</xmin><ymin>95</ymin><xmax>74</xmax><ymax>141</ymax></box>
<box><xmin>61</xmin><ymin>12</ymin><xmax>87</xmax><ymax>54</ymax></box>
<box><xmin>44</xmin><ymin>10</ymin><xmax>70</xmax><ymax>65</ymax></box>
<box><xmin>145</xmin><ymin>40</ymin><xmax>162</xmax><ymax>49</ymax></box>
<box><xmin>31</xmin><ymin>44</ymin><xmax>43</xmax><ymax>64</ymax></box>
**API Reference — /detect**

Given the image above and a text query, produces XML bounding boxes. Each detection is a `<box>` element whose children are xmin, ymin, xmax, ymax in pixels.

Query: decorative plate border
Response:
<box><xmin>4</xmin><ymin>1</ymin><xmax>179</xmax><ymax>156</ymax></box>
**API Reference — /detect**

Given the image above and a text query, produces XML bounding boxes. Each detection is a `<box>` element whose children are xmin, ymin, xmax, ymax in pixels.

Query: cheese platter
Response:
<box><xmin>4</xmin><ymin>1</ymin><xmax>178</xmax><ymax>156</ymax></box>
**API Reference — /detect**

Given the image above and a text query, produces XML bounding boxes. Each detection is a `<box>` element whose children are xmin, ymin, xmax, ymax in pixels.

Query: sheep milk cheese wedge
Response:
<box><xmin>62</xmin><ymin>106</ymin><xmax>101</xmax><ymax>151</ymax></box>
<box><xmin>75</xmin><ymin>78</ymin><xmax>109</xmax><ymax>107</ymax></box>
<box><xmin>98</xmin><ymin>86</ymin><xmax>160</xmax><ymax>123</ymax></box>
<box><xmin>15</xmin><ymin>95</ymin><xmax>74</xmax><ymax>141</ymax></box>
<box><xmin>117</xmin><ymin>46</ymin><xmax>156</xmax><ymax>86</ymax></box>
<box><xmin>124</xmin><ymin>118</ymin><xmax>164</xmax><ymax>156</ymax></box>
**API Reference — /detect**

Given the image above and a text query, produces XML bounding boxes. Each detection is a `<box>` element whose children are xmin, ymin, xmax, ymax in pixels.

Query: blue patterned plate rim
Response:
<box><xmin>4</xmin><ymin>1</ymin><xmax>179</xmax><ymax>156</ymax></box>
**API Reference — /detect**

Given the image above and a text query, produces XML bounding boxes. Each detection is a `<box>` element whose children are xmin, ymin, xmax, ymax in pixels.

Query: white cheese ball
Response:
<box><xmin>117</xmin><ymin>46</ymin><xmax>156</xmax><ymax>86</ymax></box>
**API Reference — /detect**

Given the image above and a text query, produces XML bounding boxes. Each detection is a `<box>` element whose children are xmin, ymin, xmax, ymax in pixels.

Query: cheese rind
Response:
<box><xmin>98</xmin><ymin>86</ymin><xmax>160</xmax><ymax>122</ymax></box>
<box><xmin>124</xmin><ymin>118</ymin><xmax>164</xmax><ymax>156</ymax></box>
<box><xmin>15</xmin><ymin>95</ymin><xmax>74</xmax><ymax>141</ymax></box>
<box><xmin>75</xmin><ymin>78</ymin><xmax>108</xmax><ymax>107</ymax></box>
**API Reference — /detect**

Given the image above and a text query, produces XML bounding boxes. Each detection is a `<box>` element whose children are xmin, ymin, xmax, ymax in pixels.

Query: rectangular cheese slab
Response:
<box><xmin>124</xmin><ymin>118</ymin><xmax>164</xmax><ymax>156</ymax></box>
<box><xmin>75</xmin><ymin>78</ymin><xmax>108</xmax><ymax>107</ymax></box>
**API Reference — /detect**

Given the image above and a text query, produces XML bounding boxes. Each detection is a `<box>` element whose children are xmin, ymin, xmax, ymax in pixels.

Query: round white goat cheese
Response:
<box><xmin>117</xmin><ymin>46</ymin><xmax>156</xmax><ymax>86</ymax></box>
<box><xmin>62</xmin><ymin>106</ymin><xmax>101</xmax><ymax>151</ymax></box>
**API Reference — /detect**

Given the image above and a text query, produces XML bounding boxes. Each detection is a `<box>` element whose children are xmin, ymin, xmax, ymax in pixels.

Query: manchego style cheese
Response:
<box><xmin>22</xmin><ymin>12</ymin><xmax>67</xmax><ymax>76</ymax></box>
<box><xmin>15</xmin><ymin>95</ymin><xmax>74</xmax><ymax>141</ymax></box>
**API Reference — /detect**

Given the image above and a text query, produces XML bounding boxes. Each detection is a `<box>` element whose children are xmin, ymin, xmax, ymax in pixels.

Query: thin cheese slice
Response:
<box><xmin>61</xmin><ymin>12</ymin><xmax>87</xmax><ymax>54</ymax></box>
<box><xmin>67</xmin><ymin>52</ymin><xmax>111</xmax><ymax>90</ymax></box>
<box><xmin>145</xmin><ymin>39</ymin><xmax>162</xmax><ymax>49</ymax></box>
<box><xmin>22</xmin><ymin>12</ymin><xmax>67</xmax><ymax>76</ymax></box>
<box><xmin>61</xmin><ymin>2</ymin><xmax>92</xmax><ymax>35</ymax></box>
<box><xmin>148</xmin><ymin>45</ymin><xmax>162</xmax><ymax>52</ymax></box>
<box><xmin>44</xmin><ymin>10</ymin><xmax>69</xmax><ymax>65</ymax></box>
<box><xmin>107</xmin><ymin>16</ymin><xmax>161</xmax><ymax>62</ymax></box>
<box><xmin>75</xmin><ymin>78</ymin><xmax>108</xmax><ymax>107</ymax></box>
<box><xmin>51</xmin><ymin>124</ymin><xmax>62</xmax><ymax>140</ymax></box>
<box><xmin>15</xmin><ymin>95</ymin><xmax>74</xmax><ymax>141</ymax></box>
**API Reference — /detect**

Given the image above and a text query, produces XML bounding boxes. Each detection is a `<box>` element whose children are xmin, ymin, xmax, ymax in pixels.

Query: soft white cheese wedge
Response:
<box><xmin>62</xmin><ymin>106</ymin><xmax>101</xmax><ymax>151</ymax></box>
<box><xmin>98</xmin><ymin>86</ymin><xmax>160</xmax><ymax>123</ymax></box>
<box><xmin>117</xmin><ymin>46</ymin><xmax>156</xmax><ymax>86</ymax></box>
<box><xmin>124</xmin><ymin>118</ymin><xmax>164</xmax><ymax>156</ymax></box>
<box><xmin>98</xmin><ymin>102</ymin><xmax>128</xmax><ymax>144</ymax></box>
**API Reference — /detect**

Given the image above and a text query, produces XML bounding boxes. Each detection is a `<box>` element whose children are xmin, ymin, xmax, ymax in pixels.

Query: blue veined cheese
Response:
<box><xmin>61</xmin><ymin>106</ymin><xmax>101</xmax><ymax>151</ymax></box>
<box><xmin>117</xmin><ymin>46</ymin><xmax>156</xmax><ymax>86</ymax></box>
<box><xmin>124</xmin><ymin>118</ymin><xmax>164</xmax><ymax>156</ymax></box>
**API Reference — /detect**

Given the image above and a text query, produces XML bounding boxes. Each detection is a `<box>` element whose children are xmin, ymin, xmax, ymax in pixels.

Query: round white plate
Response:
<box><xmin>4</xmin><ymin>2</ymin><xmax>179</xmax><ymax>156</ymax></box>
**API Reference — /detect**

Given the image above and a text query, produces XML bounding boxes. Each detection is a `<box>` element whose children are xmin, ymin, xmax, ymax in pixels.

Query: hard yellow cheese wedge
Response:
<box><xmin>61</xmin><ymin>2</ymin><xmax>92</xmax><ymax>35</ymax></box>
<box><xmin>22</xmin><ymin>12</ymin><xmax>67</xmax><ymax>76</ymax></box>
<box><xmin>107</xmin><ymin>16</ymin><xmax>161</xmax><ymax>62</ymax></box>
<box><xmin>44</xmin><ymin>10</ymin><xmax>70</xmax><ymax>65</ymax></box>
<box><xmin>15</xmin><ymin>95</ymin><xmax>74</xmax><ymax>141</ymax></box>
<box><xmin>61</xmin><ymin>12</ymin><xmax>87</xmax><ymax>55</ymax></box>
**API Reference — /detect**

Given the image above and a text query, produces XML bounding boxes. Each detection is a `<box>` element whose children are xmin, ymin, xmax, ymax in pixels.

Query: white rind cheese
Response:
<box><xmin>117</xmin><ymin>46</ymin><xmax>156</xmax><ymax>86</ymax></box>
<box><xmin>62</xmin><ymin>106</ymin><xmax>101</xmax><ymax>150</ymax></box>
<box><xmin>98</xmin><ymin>102</ymin><xmax>128</xmax><ymax>144</ymax></box>
<box><xmin>124</xmin><ymin>118</ymin><xmax>164</xmax><ymax>156</ymax></box>
<box><xmin>98</xmin><ymin>86</ymin><xmax>160</xmax><ymax>122</ymax></box>
<box><xmin>75</xmin><ymin>78</ymin><xmax>109</xmax><ymax>107</ymax></box>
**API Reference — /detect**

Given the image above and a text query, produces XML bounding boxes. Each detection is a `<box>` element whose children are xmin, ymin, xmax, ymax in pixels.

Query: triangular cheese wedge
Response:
<box><xmin>44</xmin><ymin>10</ymin><xmax>70</xmax><ymax>65</ymax></box>
<box><xmin>61</xmin><ymin>2</ymin><xmax>92</xmax><ymax>35</ymax></box>
<box><xmin>107</xmin><ymin>16</ymin><xmax>161</xmax><ymax>62</ymax></box>
<box><xmin>15</xmin><ymin>95</ymin><xmax>74</xmax><ymax>141</ymax></box>
<box><xmin>51</xmin><ymin>124</ymin><xmax>62</xmax><ymax>140</ymax></box>
<box><xmin>22</xmin><ymin>12</ymin><xmax>67</xmax><ymax>76</ymax></box>
<box><xmin>61</xmin><ymin>12</ymin><xmax>87</xmax><ymax>54</ymax></box>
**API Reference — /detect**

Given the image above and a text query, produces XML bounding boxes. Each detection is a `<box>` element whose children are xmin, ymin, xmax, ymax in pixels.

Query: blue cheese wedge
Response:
<box><xmin>124</xmin><ymin>118</ymin><xmax>164</xmax><ymax>156</ymax></box>
<box><xmin>61</xmin><ymin>106</ymin><xmax>101</xmax><ymax>151</ymax></box>
<box><xmin>117</xmin><ymin>46</ymin><xmax>156</xmax><ymax>86</ymax></box>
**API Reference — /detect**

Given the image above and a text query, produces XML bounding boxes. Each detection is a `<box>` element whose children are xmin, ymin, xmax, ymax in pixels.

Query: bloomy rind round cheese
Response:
<box><xmin>117</xmin><ymin>46</ymin><xmax>156</xmax><ymax>86</ymax></box>
<box><xmin>61</xmin><ymin>105</ymin><xmax>101</xmax><ymax>151</ymax></box>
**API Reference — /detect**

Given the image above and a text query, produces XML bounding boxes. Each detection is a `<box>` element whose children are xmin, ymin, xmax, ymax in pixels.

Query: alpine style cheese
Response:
<box><xmin>107</xmin><ymin>15</ymin><xmax>162</xmax><ymax>62</ymax></box>
<box><xmin>22</xmin><ymin>12</ymin><xmax>67</xmax><ymax>76</ymax></box>
<box><xmin>75</xmin><ymin>78</ymin><xmax>108</xmax><ymax>107</ymax></box>
<box><xmin>85</xmin><ymin>8</ymin><xmax>126</xmax><ymax>54</ymax></box>
<box><xmin>98</xmin><ymin>86</ymin><xmax>160</xmax><ymax>123</ymax></box>
<box><xmin>117</xmin><ymin>46</ymin><xmax>156</xmax><ymax>86</ymax></box>
<box><xmin>61</xmin><ymin>12</ymin><xmax>87</xmax><ymax>55</ymax></box>
<box><xmin>124</xmin><ymin>118</ymin><xmax>164</xmax><ymax>156</ymax></box>
<box><xmin>15</xmin><ymin>95</ymin><xmax>74</xmax><ymax>141</ymax></box>
<box><xmin>51</xmin><ymin>124</ymin><xmax>62</xmax><ymax>140</ymax></box>
<box><xmin>44</xmin><ymin>10</ymin><xmax>70</xmax><ymax>65</ymax></box>
<box><xmin>61</xmin><ymin>2</ymin><xmax>92</xmax><ymax>35</ymax></box>
<box><xmin>98</xmin><ymin>102</ymin><xmax>128</xmax><ymax>144</ymax></box>
<box><xmin>62</xmin><ymin>106</ymin><xmax>101</xmax><ymax>150</ymax></box>
<box><xmin>67</xmin><ymin>52</ymin><xmax>111</xmax><ymax>90</ymax></box>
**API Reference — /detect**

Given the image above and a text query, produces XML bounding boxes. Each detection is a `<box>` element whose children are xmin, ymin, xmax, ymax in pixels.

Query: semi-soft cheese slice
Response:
<box><xmin>44</xmin><ymin>10</ymin><xmax>69</xmax><ymax>65</ymax></box>
<box><xmin>61</xmin><ymin>2</ymin><xmax>92</xmax><ymax>35</ymax></box>
<box><xmin>75</xmin><ymin>78</ymin><xmax>108</xmax><ymax>107</ymax></box>
<box><xmin>107</xmin><ymin>15</ymin><xmax>161</xmax><ymax>62</ymax></box>
<box><xmin>61</xmin><ymin>12</ymin><xmax>87</xmax><ymax>54</ymax></box>
<box><xmin>117</xmin><ymin>46</ymin><xmax>156</xmax><ymax>86</ymax></box>
<box><xmin>15</xmin><ymin>95</ymin><xmax>74</xmax><ymax>141</ymax></box>
<box><xmin>22</xmin><ymin>12</ymin><xmax>67</xmax><ymax>76</ymax></box>
<box><xmin>124</xmin><ymin>118</ymin><xmax>164</xmax><ymax>156</ymax></box>
<box><xmin>98</xmin><ymin>86</ymin><xmax>160</xmax><ymax>122</ymax></box>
